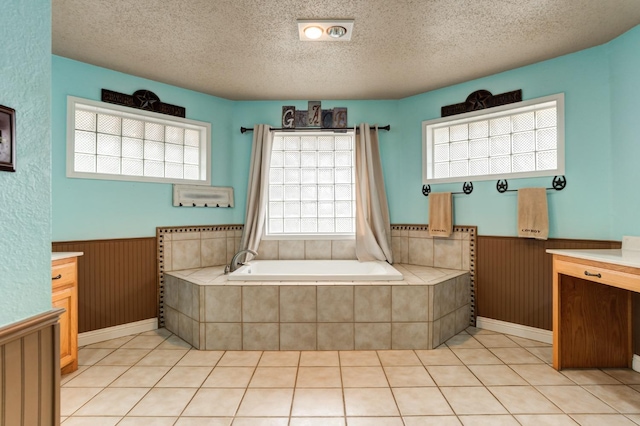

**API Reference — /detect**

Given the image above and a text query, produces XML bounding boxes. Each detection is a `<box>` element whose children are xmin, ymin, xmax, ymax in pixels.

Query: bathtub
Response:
<box><xmin>228</xmin><ymin>259</ymin><xmax>403</xmax><ymax>281</ymax></box>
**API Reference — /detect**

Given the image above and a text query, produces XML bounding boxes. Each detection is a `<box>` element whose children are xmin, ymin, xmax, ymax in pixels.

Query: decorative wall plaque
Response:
<box><xmin>441</xmin><ymin>89</ymin><xmax>522</xmax><ymax>117</ymax></box>
<box><xmin>308</xmin><ymin>101</ymin><xmax>321</xmax><ymax>126</ymax></box>
<box><xmin>321</xmin><ymin>110</ymin><xmax>333</xmax><ymax>128</ymax></box>
<box><xmin>282</xmin><ymin>106</ymin><xmax>296</xmax><ymax>128</ymax></box>
<box><xmin>101</xmin><ymin>89</ymin><xmax>186</xmax><ymax>117</ymax></box>
<box><xmin>295</xmin><ymin>110</ymin><xmax>308</xmax><ymax>128</ymax></box>
<box><xmin>0</xmin><ymin>105</ymin><xmax>16</xmax><ymax>172</ymax></box>
<box><xmin>332</xmin><ymin>107</ymin><xmax>347</xmax><ymax>128</ymax></box>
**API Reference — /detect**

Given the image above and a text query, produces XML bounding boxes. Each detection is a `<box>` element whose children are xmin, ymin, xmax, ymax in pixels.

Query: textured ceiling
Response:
<box><xmin>52</xmin><ymin>0</ymin><xmax>640</xmax><ymax>100</ymax></box>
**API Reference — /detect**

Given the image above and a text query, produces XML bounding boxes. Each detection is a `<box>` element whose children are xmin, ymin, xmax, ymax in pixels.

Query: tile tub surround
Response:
<box><xmin>157</xmin><ymin>224</ymin><xmax>476</xmax><ymax>329</ymax></box>
<box><xmin>163</xmin><ymin>264</ymin><xmax>470</xmax><ymax>351</ymax></box>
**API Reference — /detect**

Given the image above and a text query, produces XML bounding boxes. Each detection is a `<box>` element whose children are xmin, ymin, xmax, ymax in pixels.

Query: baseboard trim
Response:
<box><xmin>78</xmin><ymin>318</ymin><xmax>158</xmax><ymax>347</ymax></box>
<box><xmin>476</xmin><ymin>316</ymin><xmax>552</xmax><ymax>344</ymax></box>
<box><xmin>633</xmin><ymin>354</ymin><xmax>640</xmax><ymax>373</ymax></box>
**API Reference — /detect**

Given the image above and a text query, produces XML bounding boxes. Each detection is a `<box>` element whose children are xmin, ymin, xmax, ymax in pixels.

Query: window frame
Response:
<box><xmin>66</xmin><ymin>96</ymin><xmax>211</xmax><ymax>185</ymax></box>
<box><xmin>422</xmin><ymin>93</ymin><xmax>565</xmax><ymax>184</ymax></box>
<box><xmin>263</xmin><ymin>129</ymin><xmax>357</xmax><ymax>241</ymax></box>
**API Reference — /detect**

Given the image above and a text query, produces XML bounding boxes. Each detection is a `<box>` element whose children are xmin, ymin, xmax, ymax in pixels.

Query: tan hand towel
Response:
<box><xmin>429</xmin><ymin>192</ymin><xmax>453</xmax><ymax>237</ymax></box>
<box><xmin>518</xmin><ymin>188</ymin><xmax>549</xmax><ymax>240</ymax></box>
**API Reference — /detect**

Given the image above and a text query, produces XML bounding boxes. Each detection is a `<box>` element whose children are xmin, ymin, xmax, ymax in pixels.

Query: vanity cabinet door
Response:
<box><xmin>52</xmin><ymin>257</ymin><xmax>78</xmax><ymax>374</ymax></box>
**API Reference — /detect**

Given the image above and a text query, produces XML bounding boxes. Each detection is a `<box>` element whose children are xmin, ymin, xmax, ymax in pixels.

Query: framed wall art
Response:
<box><xmin>0</xmin><ymin>105</ymin><xmax>16</xmax><ymax>172</ymax></box>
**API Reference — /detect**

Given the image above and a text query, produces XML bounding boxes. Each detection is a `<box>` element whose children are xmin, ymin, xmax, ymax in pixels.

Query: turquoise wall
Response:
<box><xmin>52</xmin><ymin>26</ymin><xmax>640</xmax><ymax>243</ymax></box>
<box><xmin>52</xmin><ymin>56</ymin><xmax>235</xmax><ymax>241</ymax></box>
<box><xmin>0</xmin><ymin>0</ymin><xmax>52</xmax><ymax>327</ymax></box>
<box><xmin>610</xmin><ymin>26</ymin><xmax>640</xmax><ymax>241</ymax></box>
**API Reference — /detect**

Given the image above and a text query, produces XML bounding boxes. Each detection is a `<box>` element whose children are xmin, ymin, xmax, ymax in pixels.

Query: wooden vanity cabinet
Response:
<box><xmin>52</xmin><ymin>256</ymin><xmax>78</xmax><ymax>374</ymax></box>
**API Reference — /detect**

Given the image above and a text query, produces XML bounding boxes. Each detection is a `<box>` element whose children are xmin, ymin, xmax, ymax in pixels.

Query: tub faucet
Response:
<box><xmin>225</xmin><ymin>249</ymin><xmax>257</xmax><ymax>274</ymax></box>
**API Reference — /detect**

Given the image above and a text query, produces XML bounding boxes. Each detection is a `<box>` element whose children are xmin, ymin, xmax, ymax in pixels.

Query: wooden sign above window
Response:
<box><xmin>441</xmin><ymin>89</ymin><xmax>522</xmax><ymax>117</ymax></box>
<box><xmin>101</xmin><ymin>89</ymin><xmax>186</xmax><ymax>118</ymax></box>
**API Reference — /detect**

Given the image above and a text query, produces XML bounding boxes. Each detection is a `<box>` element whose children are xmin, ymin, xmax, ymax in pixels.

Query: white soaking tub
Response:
<box><xmin>228</xmin><ymin>259</ymin><xmax>403</xmax><ymax>281</ymax></box>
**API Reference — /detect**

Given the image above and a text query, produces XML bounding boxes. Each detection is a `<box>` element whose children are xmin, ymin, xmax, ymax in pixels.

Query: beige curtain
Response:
<box><xmin>239</xmin><ymin>124</ymin><xmax>273</xmax><ymax>261</ymax></box>
<box><xmin>355</xmin><ymin>123</ymin><xmax>393</xmax><ymax>263</ymax></box>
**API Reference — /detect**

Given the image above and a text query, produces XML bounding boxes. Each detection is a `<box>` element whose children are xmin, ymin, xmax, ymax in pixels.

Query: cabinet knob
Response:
<box><xmin>52</xmin><ymin>274</ymin><xmax>62</xmax><ymax>280</ymax></box>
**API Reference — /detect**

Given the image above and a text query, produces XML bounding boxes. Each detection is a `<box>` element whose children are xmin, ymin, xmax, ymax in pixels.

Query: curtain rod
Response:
<box><xmin>240</xmin><ymin>125</ymin><xmax>390</xmax><ymax>134</ymax></box>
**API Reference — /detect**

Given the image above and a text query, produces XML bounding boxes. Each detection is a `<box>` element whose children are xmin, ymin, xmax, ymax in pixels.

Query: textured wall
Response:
<box><xmin>0</xmin><ymin>1</ymin><xmax>52</xmax><ymax>327</ymax></box>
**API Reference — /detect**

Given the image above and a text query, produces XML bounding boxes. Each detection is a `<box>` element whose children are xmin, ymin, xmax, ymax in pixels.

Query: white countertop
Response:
<box><xmin>546</xmin><ymin>248</ymin><xmax>640</xmax><ymax>269</ymax></box>
<box><xmin>52</xmin><ymin>252</ymin><xmax>84</xmax><ymax>261</ymax></box>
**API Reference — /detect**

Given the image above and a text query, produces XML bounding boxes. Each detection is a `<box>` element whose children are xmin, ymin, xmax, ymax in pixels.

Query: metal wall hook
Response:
<box><xmin>496</xmin><ymin>175</ymin><xmax>567</xmax><ymax>193</ymax></box>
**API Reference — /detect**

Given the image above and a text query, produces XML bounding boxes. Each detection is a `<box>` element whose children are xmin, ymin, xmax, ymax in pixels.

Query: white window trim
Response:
<box><xmin>264</xmin><ymin>130</ymin><xmax>357</xmax><ymax>240</ymax></box>
<box><xmin>422</xmin><ymin>93</ymin><xmax>565</xmax><ymax>184</ymax></box>
<box><xmin>66</xmin><ymin>96</ymin><xmax>211</xmax><ymax>185</ymax></box>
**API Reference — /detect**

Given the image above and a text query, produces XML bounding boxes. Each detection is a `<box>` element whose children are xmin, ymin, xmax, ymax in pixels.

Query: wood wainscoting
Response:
<box><xmin>476</xmin><ymin>236</ymin><xmax>640</xmax><ymax>355</ymax></box>
<box><xmin>0</xmin><ymin>310</ymin><xmax>62</xmax><ymax>426</ymax></box>
<box><xmin>53</xmin><ymin>237</ymin><xmax>157</xmax><ymax>333</ymax></box>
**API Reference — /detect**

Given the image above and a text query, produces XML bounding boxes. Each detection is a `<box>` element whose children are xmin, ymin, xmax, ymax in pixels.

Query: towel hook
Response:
<box><xmin>496</xmin><ymin>175</ymin><xmax>567</xmax><ymax>193</ymax></box>
<box><xmin>421</xmin><ymin>182</ymin><xmax>473</xmax><ymax>197</ymax></box>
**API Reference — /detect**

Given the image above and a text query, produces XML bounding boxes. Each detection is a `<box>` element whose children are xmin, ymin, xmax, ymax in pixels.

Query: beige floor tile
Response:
<box><xmin>340</xmin><ymin>350</ymin><xmax>381</xmax><ymax>366</ymax></box>
<box><xmin>426</xmin><ymin>366</ymin><xmax>482</xmax><ymax>386</ymax></box>
<box><xmin>291</xmin><ymin>388</ymin><xmax>345</xmax><ymax>416</ymax></box>
<box><xmin>60</xmin><ymin>387</ymin><xmax>103</xmax><ymax>416</ymax></box>
<box><xmin>562</xmin><ymin>369</ymin><xmax>622</xmax><ymax>385</ymax></box>
<box><xmin>393</xmin><ymin>387</ymin><xmax>453</xmax><ymax>416</ymax></box>
<box><xmin>490</xmin><ymin>348</ymin><xmax>545</xmax><ymax>364</ymax></box>
<box><xmin>452</xmin><ymin>348</ymin><xmax>503</xmax><ymax>365</ymax></box>
<box><xmin>236</xmin><ymin>388</ymin><xmax>294</xmax><ymax>417</ymax></box>
<box><xmin>249</xmin><ymin>366</ymin><xmax>297</xmax><ymax>387</ymax></box>
<box><xmin>61</xmin><ymin>366</ymin><xmax>89</xmax><ymax>385</ymax></box>
<box><xmin>96</xmin><ymin>348</ymin><xmax>151</xmax><ymax>366</ymax></box>
<box><xmin>118</xmin><ymin>417</ymin><xmax>180</xmax><ymax>425</ymax></box>
<box><xmin>510</xmin><ymin>365</ymin><xmax>575</xmax><ymax>385</ymax></box>
<box><xmin>384</xmin><ymin>366</ymin><xmax>436</xmax><ymax>387</ymax></box>
<box><xmin>526</xmin><ymin>347</ymin><xmax>553</xmax><ymax>364</ymax></box>
<box><xmin>403</xmin><ymin>416</ymin><xmax>462</xmax><ymax>425</ymax></box>
<box><xmin>121</xmin><ymin>335</ymin><xmax>168</xmax><ymax>349</ymax></box>
<box><xmin>136</xmin><ymin>349</ymin><xmax>188</xmax><ymax>366</ymax></box>
<box><xmin>297</xmin><ymin>366</ymin><xmax>343</xmax><ymax>387</ymax></box>
<box><xmin>507</xmin><ymin>335</ymin><xmax>551</xmax><ymax>348</ymax></box>
<box><xmin>474</xmin><ymin>334</ymin><xmax>520</xmax><ymax>348</ymax></box>
<box><xmin>202</xmin><ymin>366</ymin><xmax>255</xmax><ymax>388</ymax></box>
<box><xmin>258</xmin><ymin>350</ymin><xmax>300</xmax><ymax>366</ymax></box>
<box><xmin>633</xmin><ymin>385</ymin><xmax>640</xmax><ymax>393</ymax></box>
<box><xmin>64</xmin><ymin>365</ymin><xmax>128</xmax><ymax>387</ymax></box>
<box><xmin>84</xmin><ymin>335</ymin><xmax>135</xmax><ymax>349</ymax></box>
<box><xmin>377</xmin><ymin>350</ymin><xmax>421</xmax><ymax>366</ymax></box>
<box><xmin>344</xmin><ymin>388</ymin><xmax>400</xmax><ymax>416</ymax></box>
<box><xmin>441</xmin><ymin>387</ymin><xmax>508</xmax><ymax>415</ymax></box>
<box><xmin>156</xmin><ymin>366</ymin><xmax>213</xmax><ymax>387</ymax></box>
<box><xmin>175</xmin><ymin>419</ymin><xmax>232</xmax><ymax>426</ymax></box>
<box><xmin>603</xmin><ymin>369</ymin><xmax>640</xmax><ymax>384</ymax></box>
<box><xmin>457</xmin><ymin>415</ymin><xmax>519</xmax><ymax>425</ymax></box>
<box><xmin>514</xmin><ymin>414</ymin><xmax>579</xmax><ymax>426</ymax></box>
<box><xmin>625</xmin><ymin>414</ymin><xmax>640</xmax><ymax>425</ymax></box>
<box><xmin>570</xmin><ymin>414</ymin><xmax>638</xmax><ymax>425</ymax></box>
<box><xmin>300</xmin><ymin>350</ymin><xmax>340</xmax><ymax>366</ymax></box>
<box><xmin>62</xmin><ymin>417</ymin><xmax>121</xmax><ymax>426</ymax></box>
<box><xmin>78</xmin><ymin>348</ymin><xmax>115</xmax><ymax>365</ymax></box>
<box><xmin>583</xmin><ymin>385</ymin><xmax>640</xmax><ymax>413</ymax></box>
<box><xmin>289</xmin><ymin>417</ymin><xmax>346</xmax><ymax>426</ymax></box>
<box><xmin>536</xmin><ymin>386</ymin><xmax>616</xmax><ymax>414</ymax></box>
<box><xmin>347</xmin><ymin>417</ymin><xmax>404</xmax><ymax>426</ymax></box>
<box><xmin>232</xmin><ymin>418</ymin><xmax>289</xmax><ymax>426</ymax></box>
<box><xmin>140</xmin><ymin>328</ymin><xmax>173</xmax><ymax>339</ymax></box>
<box><xmin>176</xmin><ymin>349</ymin><xmax>224</xmax><ymax>366</ymax></box>
<box><xmin>488</xmin><ymin>386</ymin><xmax>561</xmax><ymax>414</ymax></box>
<box><xmin>109</xmin><ymin>366</ymin><xmax>170</xmax><ymax>387</ymax></box>
<box><xmin>156</xmin><ymin>335</ymin><xmax>192</xmax><ymax>350</ymax></box>
<box><xmin>467</xmin><ymin>365</ymin><xmax>527</xmax><ymax>386</ymax></box>
<box><xmin>415</xmin><ymin>348</ymin><xmax>463</xmax><ymax>366</ymax></box>
<box><xmin>75</xmin><ymin>387</ymin><xmax>149</xmax><ymax>416</ymax></box>
<box><xmin>444</xmin><ymin>334</ymin><xmax>483</xmax><ymax>349</ymax></box>
<box><xmin>217</xmin><ymin>351</ymin><xmax>263</xmax><ymax>366</ymax></box>
<box><xmin>341</xmin><ymin>366</ymin><xmax>389</xmax><ymax>387</ymax></box>
<box><xmin>182</xmin><ymin>388</ymin><xmax>245</xmax><ymax>417</ymax></box>
<box><xmin>129</xmin><ymin>388</ymin><xmax>197</xmax><ymax>416</ymax></box>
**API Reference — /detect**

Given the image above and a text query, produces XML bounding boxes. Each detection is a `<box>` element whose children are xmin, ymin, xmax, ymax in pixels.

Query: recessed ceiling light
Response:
<box><xmin>327</xmin><ymin>26</ymin><xmax>347</xmax><ymax>38</ymax></box>
<box><xmin>304</xmin><ymin>26</ymin><xmax>323</xmax><ymax>40</ymax></box>
<box><xmin>297</xmin><ymin>19</ymin><xmax>354</xmax><ymax>42</ymax></box>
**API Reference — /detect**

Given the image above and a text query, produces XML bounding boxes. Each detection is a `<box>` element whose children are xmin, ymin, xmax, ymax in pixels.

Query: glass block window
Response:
<box><xmin>267</xmin><ymin>131</ymin><xmax>356</xmax><ymax>237</ymax></box>
<box><xmin>67</xmin><ymin>96</ymin><xmax>210</xmax><ymax>185</ymax></box>
<box><xmin>423</xmin><ymin>94</ymin><xmax>564</xmax><ymax>184</ymax></box>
